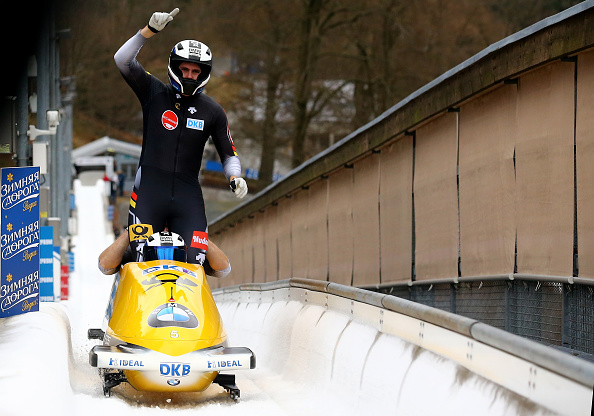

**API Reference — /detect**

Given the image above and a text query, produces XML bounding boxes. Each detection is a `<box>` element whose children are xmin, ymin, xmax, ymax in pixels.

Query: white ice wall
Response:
<box><xmin>215</xmin><ymin>285</ymin><xmax>593</xmax><ymax>416</ymax></box>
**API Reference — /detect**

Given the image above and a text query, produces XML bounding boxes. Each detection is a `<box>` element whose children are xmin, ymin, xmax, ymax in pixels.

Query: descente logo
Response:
<box><xmin>191</xmin><ymin>231</ymin><xmax>208</xmax><ymax>250</ymax></box>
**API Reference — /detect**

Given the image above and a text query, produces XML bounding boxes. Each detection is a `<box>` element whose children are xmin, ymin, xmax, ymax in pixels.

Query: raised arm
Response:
<box><xmin>114</xmin><ymin>9</ymin><xmax>179</xmax><ymax>79</ymax></box>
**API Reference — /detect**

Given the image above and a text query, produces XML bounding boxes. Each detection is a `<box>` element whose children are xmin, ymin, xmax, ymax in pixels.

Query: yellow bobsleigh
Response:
<box><xmin>88</xmin><ymin>229</ymin><xmax>255</xmax><ymax>401</ymax></box>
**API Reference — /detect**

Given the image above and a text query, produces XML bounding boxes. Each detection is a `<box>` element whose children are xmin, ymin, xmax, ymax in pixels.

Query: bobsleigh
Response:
<box><xmin>88</xmin><ymin>229</ymin><xmax>255</xmax><ymax>401</ymax></box>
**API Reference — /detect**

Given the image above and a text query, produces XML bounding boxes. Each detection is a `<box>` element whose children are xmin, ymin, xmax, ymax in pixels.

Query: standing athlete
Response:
<box><xmin>114</xmin><ymin>8</ymin><xmax>248</xmax><ymax>265</ymax></box>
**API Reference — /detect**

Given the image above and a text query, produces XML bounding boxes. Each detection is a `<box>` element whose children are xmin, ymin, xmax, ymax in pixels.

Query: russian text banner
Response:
<box><xmin>0</xmin><ymin>167</ymin><xmax>40</xmax><ymax>318</ymax></box>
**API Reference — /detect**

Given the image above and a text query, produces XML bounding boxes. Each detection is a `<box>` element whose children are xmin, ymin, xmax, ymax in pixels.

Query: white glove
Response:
<box><xmin>148</xmin><ymin>8</ymin><xmax>179</xmax><ymax>33</ymax></box>
<box><xmin>230</xmin><ymin>177</ymin><xmax>248</xmax><ymax>198</ymax></box>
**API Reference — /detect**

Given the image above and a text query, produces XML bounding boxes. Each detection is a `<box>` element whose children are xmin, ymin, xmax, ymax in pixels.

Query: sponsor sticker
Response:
<box><xmin>160</xmin><ymin>362</ymin><xmax>191</xmax><ymax>377</ymax></box>
<box><xmin>189</xmin><ymin>47</ymin><xmax>201</xmax><ymax>57</ymax></box>
<box><xmin>186</xmin><ymin>118</ymin><xmax>204</xmax><ymax>131</ymax></box>
<box><xmin>162</xmin><ymin>110</ymin><xmax>178</xmax><ymax>130</ymax></box>
<box><xmin>160</xmin><ymin>235</ymin><xmax>173</xmax><ymax>245</ymax></box>
<box><xmin>147</xmin><ymin>302</ymin><xmax>199</xmax><ymax>328</ymax></box>
<box><xmin>191</xmin><ymin>231</ymin><xmax>208</xmax><ymax>250</ymax></box>
<box><xmin>141</xmin><ymin>264</ymin><xmax>197</xmax><ymax>277</ymax></box>
<box><xmin>207</xmin><ymin>360</ymin><xmax>244</xmax><ymax>369</ymax></box>
<box><xmin>129</xmin><ymin>224</ymin><xmax>153</xmax><ymax>241</ymax></box>
<box><xmin>108</xmin><ymin>358</ymin><xmax>144</xmax><ymax>367</ymax></box>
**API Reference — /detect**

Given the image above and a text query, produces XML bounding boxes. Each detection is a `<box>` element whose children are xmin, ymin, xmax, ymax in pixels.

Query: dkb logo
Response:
<box><xmin>160</xmin><ymin>362</ymin><xmax>191</xmax><ymax>377</ymax></box>
<box><xmin>186</xmin><ymin>118</ymin><xmax>204</xmax><ymax>131</ymax></box>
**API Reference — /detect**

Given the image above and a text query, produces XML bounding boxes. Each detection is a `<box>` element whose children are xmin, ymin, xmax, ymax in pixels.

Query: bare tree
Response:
<box><xmin>251</xmin><ymin>1</ymin><xmax>295</xmax><ymax>185</ymax></box>
<box><xmin>290</xmin><ymin>0</ymin><xmax>369</xmax><ymax>168</ymax></box>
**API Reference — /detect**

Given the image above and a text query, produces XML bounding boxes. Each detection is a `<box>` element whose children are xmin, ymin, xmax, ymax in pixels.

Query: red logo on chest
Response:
<box><xmin>162</xmin><ymin>110</ymin><xmax>178</xmax><ymax>130</ymax></box>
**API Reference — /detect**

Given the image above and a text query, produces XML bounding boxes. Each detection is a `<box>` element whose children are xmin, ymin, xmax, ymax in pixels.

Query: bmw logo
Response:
<box><xmin>167</xmin><ymin>379</ymin><xmax>181</xmax><ymax>386</ymax></box>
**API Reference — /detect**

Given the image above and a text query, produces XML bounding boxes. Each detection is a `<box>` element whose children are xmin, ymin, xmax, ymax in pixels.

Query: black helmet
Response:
<box><xmin>143</xmin><ymin>231</ymin><xmax>187</xmax><ymax>262</ymax></box>
<box><xmin>168</xmin><ymin>40</ymin><xmax>212</xmax><ymax>95</ymax></box>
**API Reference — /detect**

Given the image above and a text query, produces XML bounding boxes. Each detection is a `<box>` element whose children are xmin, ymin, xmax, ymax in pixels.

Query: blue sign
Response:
<box><xmin>0</xmin><ymin>167</ymin><xmax>40</xmax><ymax>317</ymax></box>
<box><xmin>245</xmin><ymin>168</ymin><xmax>283</xmax><ymax>182</ymax></box>
<box><xmin>68</xmin><ymin>251</ymin><xmax>75</xmax><ymax>272</ymax></box>
<box><xmin>245</xmin><ymin>168</ymin><xmax>259</xmax><ymax>180</ymax></box>
<box><xmin>204</xmin><ymin>160</ymin><xmax>223</xmax><ymax>172</ymax></box>
<box><xmin>39</xmin><ymin>226</ymin><xmax>54</xmax><ymax>301</ymax></box>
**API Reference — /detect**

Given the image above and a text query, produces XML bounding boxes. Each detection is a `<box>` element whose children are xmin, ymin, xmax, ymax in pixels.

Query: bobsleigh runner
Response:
<box><xmin>87</xmin><ymin>227</ymin><xmax>255</xmax><ymax>401</ymax></box>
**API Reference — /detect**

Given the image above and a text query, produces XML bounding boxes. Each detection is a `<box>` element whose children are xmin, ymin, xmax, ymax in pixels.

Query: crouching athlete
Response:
<box><xmin>98</xmin><ymin>228</ymin><xmax>231</xmax><ymax>278</ymax></box>
<box><xmin>114</xmin><ymin>8</ymin><xmax>248</xmax><ymax>266</ymax></box>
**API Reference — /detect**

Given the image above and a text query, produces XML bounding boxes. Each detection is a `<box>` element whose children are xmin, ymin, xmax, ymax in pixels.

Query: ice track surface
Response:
<box><xmin>0</xmin><ymin>179</ymin><xmax>558</xmax><ymax>416</ymax></box>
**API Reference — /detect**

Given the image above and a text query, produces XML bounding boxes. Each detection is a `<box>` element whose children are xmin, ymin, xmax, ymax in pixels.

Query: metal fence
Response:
<box><xmin>367</xmin><ymin>277</ymin><xmax>594</xmax><ymax>360</ymax></box>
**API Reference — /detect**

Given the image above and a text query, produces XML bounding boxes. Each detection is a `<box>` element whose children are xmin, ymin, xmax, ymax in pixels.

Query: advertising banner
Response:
<box><xmin>0</xmin><ymin>167</ymin><xmax>41</xmax><ymax>318</ymax></box>
<box><xmin>68</xmin><ymin>251</ymin><xmax>75</xmax><ymax>272</ymax></box>
<box><xmin>39</xmin><ymin>226</ymin><xmax>54</xmax><ymax>301</ymax></box>
<box><xmin>53</xmin><ymin>244</ymin><xmax>61</xmax><ymax>301</ymax></box>
<box><xmin>60</xmin><ymin>265</ymin><xmax>69</xmax><ymax>300</ymax></box>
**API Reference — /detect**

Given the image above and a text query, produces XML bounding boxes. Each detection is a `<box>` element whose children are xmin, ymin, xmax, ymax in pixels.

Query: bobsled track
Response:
<box><xmin>0</xmin><ymin>179</ymin><xmax>593</xmax><ymax>416</ymax></box>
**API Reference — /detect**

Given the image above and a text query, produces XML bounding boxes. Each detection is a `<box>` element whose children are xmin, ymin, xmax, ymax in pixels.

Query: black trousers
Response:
<box><xmin>128</xmin><ymin>166</ymin><xmax>208</xmax><ymax>265</ymax></box>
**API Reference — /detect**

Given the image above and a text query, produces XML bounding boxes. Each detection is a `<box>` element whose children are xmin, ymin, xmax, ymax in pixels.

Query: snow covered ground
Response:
<box><xmin>0</xmin><ymin>178</ymin><xmax>559</xmax><ymax>416</ymax></box>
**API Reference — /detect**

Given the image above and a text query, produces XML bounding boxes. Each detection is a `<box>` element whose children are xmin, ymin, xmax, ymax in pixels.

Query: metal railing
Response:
<box><xmin>362</xmin><ymin>274</ymin><xmax>594</xmax><ymax>360</ymax></box>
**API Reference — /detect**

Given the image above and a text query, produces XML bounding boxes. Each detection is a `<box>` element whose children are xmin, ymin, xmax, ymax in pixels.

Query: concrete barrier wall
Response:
<box><xmin>213</xmin><ymin>278</ymin><xmax>594</xmax><ymax>415</ymax></box>
<box><xmin>210</xmin><ymin>4</ymin><xmax>594</xmax><ymax>289</ymax></box>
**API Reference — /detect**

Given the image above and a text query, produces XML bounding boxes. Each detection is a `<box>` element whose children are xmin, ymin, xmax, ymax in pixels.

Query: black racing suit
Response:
<box><xmin>114</xmin><ymin>31</ymin><xmax>241</xmax><ymax>265</ymax></box>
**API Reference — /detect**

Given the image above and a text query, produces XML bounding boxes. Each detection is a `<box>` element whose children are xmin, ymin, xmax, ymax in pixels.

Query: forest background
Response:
<box><xmin>54</xmin><ymin>0</ymin><xmax>581</xmax><ymax>187</ymax></box>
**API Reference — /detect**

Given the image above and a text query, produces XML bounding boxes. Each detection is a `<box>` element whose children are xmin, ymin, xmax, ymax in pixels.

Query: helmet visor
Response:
<box><xmin>144</xmin><ymin>246</ymin><xmax>187</xmax><ymax>262</ymax></box>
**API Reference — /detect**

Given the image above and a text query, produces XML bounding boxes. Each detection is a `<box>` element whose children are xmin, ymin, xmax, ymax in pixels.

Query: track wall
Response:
<box><xmin>213</xmin><ymin>278</ymin><xmax>594</xmax><ymax>415</ymax></box>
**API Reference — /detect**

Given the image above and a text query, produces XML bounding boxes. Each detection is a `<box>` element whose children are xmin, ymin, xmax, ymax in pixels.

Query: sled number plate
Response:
<box><xmin>170</xmin><ymin>330</ymin><xmax>179</xmax><ymax>338</ymax></box>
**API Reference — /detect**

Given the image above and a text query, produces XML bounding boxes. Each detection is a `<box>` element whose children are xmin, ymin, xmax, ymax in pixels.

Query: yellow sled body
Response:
<box><xmin>89</xmin><ymin>260</ymin><xmax>254</xmax><ymax>394</ymax></box>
